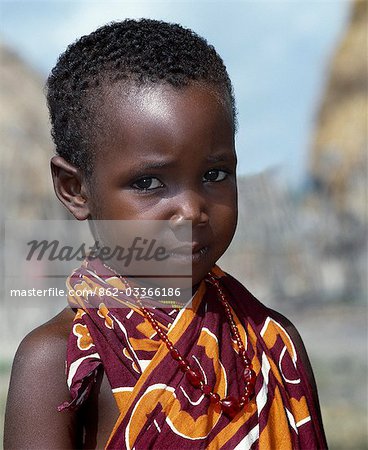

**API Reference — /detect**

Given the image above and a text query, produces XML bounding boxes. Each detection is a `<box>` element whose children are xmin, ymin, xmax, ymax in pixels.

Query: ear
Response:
<box><xmin>50</xmin><ymin>156</ymin><xmax>90</xmax><ymax>220</ymax></box>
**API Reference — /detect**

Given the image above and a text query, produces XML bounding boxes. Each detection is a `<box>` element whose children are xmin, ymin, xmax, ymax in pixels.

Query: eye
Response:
<box><xmin>132</xmin><ymin>177</ymin><xmax>163</xmax><ymax>191</ymax></box>
<box><xmin>202</xmin><ymin>169</ymin><xmax>228</xmax><ymax>182</ymax></box>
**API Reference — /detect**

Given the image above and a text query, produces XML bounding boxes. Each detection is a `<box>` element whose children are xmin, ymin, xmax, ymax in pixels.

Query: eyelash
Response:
<box><xmin>202</xmin><ymin>169</ymin><xmax>228</xmax><ymax>183</ymax></box>
<box><xmin>131</xmin><ymin>169</ymin><xmax>229</xmax><ymax>191</ymax></box>
<box><xmin>131</xmin><ymin>177</ymin><xmax>164</xmax><ymax>191</ymax></box>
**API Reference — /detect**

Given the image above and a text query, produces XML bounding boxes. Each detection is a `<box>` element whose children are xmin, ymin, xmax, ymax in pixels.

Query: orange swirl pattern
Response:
<box><xmin>61</xmin><ymin>259</ymin><xmax>326</xmax><ymax>449</ymax></box>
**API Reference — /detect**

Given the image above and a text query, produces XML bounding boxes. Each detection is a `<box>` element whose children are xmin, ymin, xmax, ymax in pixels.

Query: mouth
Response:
<box><xmin>168</xmin><ymin>244</ymin><xmax>209</xmax><ymax>263</ymax></box>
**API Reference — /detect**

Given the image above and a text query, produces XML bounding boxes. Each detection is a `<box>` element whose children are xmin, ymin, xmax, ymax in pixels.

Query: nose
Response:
<box><xmin>169</xmin><ymin>189</ymin><xmax>209</xmax><ymax>229</ymax></box>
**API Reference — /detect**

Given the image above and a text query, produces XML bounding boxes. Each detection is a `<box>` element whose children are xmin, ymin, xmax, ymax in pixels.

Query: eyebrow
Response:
<box><xmin>128</xmin><ymin>159</ymin><xmax>177</xmax><ymax>171</ymax></box>
<box><xmin>205</xmin><ymin>152</ymin><xmax>236</xmax><ymax>163</ymax></box>
<box><xmin>127</xmin><ymin>151</ymin><xmax>236</xmax><ymax>172</ymax></box>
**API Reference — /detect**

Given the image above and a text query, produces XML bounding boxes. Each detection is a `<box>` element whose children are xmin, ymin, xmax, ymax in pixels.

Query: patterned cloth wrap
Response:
<box><xmin>59</xmin><ymin>258</ymin><xmax>326</xmax><ymax>449</ymax></box>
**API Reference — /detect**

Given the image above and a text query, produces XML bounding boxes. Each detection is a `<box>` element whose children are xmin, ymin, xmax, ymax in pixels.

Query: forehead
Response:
<box><xmin>93</xmin><ymin>82</ymin><xmax>235</xmax><ymax>168</ymax></box>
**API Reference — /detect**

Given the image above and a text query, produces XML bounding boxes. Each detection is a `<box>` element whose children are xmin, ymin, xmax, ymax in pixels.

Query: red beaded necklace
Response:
<box><xmin>124</xmin><ymin>272</ymin><xmax>256</xmax><ymax>419</ymax></box>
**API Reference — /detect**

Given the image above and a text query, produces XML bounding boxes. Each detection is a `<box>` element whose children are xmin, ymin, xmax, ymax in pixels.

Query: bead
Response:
<box><xmin>186</xmin><ymin>369</ymin><xmax>203</xmax><ymax>387</ymax></box>
<box><xmin>243</xmin><ymin>387</ymin><xmax>251</xmax><ymax>397</ymax></box>
<box><xmin>127</xmin><ymin>273</ymin><xmax>256</xmax><ymax>418</ymax></box>
<box><xmin>243</xmin><ymin>368</ymin><xmax>256</xmax><ymax>384</ymax></box>
<box><xmin>243</xmin><ymin>357</ymin><xmax>251</xmax><ymax>367</ymax></box>
<box><xmin>220</xmin><ymin>396</ymin><xmax>241</xmax><ymax>419</ymax></box>
<box><xmin>178</xmin><ymin>359</ymin><xmax>189</xmax><ymax>372</ymax></box>
<box><xmin>244</xmin><ymin>385</ymin><xmax>255</xmax><ymax>399</ymax></box>
<box><xmin>209</xmin><ymin>393</ymin><xmax>220</xmax><ymax>404</ymax></box>
<box><xmin>239</xmin><ymin>394</ymin><xmax>249</xmax><ymax>408</ymax></box>
<box><xmin>202</xmin><ymin>384</ymin><xmax>212</xmax><ymax>395</ymax></box>
<box><xmin>245</xmin><ymin>377</ymin><xmax>256</xmax><ymax>388</ymax></box>
<box><xmin>241</xmin><ymin>394</ymin><xmax>248</xmax><ymax>402</ymax></box>
<box><xmin>170</xmin><ymin>348</ymin><xmax>181</xmax><ymax>360</ymax></box>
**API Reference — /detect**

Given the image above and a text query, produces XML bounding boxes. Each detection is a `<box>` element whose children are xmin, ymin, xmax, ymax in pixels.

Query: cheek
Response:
<box><xmin>211</xmin><ymin>200</ymin><xmax>238</xmax><ymax>240</ymax></box>
<box><xmin>222</xmin><ymin>207</ymin><xmax>238</xmax><ymax>238</ymax></box>
<box><xmin>215</xmin><ymin>187</ymin><xmax>237</xmax><ymax>226</ymax></box>
<box><xmin>87</xmin><ymin>185</ymin><xmax>145</xmax><ymax>220</ymax></box>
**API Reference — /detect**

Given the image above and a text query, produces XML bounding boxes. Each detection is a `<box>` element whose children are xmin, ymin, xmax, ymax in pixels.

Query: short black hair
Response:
<box><xmin>46</xmin><ymin>18</ymin><xmax>236</xmax><ymax>176</ymax></box>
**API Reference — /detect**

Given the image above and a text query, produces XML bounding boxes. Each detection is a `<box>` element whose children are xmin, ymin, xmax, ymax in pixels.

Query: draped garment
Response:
<box><xmin>59</xmin><ymin>258</ymin><xmax>327</xmax><ymax>449</ymax></box>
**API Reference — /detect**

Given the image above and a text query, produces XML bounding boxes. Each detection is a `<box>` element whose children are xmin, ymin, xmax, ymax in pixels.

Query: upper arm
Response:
<box><xmin>4</xmin><ymin>316</ymin><xmax>81</xmax><ymax>450</ymax></box>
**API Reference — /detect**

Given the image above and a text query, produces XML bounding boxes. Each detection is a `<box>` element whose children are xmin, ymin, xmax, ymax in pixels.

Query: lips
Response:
<box><xmin>168</xmin><ymin>244</ymin><xmax>209</xmax><ymax>262</ymax></box>
<box><xmin>170</xmin><ymin>244</ymin><xmax>201</xmax><ymax>254</ymax></box>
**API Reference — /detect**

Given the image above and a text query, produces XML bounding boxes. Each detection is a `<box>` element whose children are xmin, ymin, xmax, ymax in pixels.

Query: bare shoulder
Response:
<box><xmin>4</xmin><ymin>307</ymin><xmax>82</xmax><ymax>449</ymax></box>
<box><xmin>8</xmin><ymin>307</ymin><xmax>75</xmax><ymax>387</ymax></box>
<box><xmin>17</xmin><ymin>307</ymin><xmax>74</xmax><ymax>350</ymax></box>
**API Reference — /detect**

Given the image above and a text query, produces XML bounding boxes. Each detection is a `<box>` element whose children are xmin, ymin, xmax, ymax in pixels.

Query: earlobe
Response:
<box><xmin>50</xmin><ymin>156</ymin><xmax>90</xmax><ymax>220</ymax></box>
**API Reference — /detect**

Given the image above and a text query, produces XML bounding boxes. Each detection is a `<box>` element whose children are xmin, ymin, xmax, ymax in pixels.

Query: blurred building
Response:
<box><xmin>306</xmin><ymin>0</ymin><xmax>367</xmax><ymax>303</ymax></box>
<box><xmin>0</xmin><ymin>42</ymin><xmax>67</xmax><ymax>357</ymax></box>
<box><xmin>309</xmin><ymin>0</ymin><xmax>367</xmax><ymax>222</ymax></box>
<box><xmin>222</xmin><ymin>1</ymin><xmax>367</xmax><ymax>306</ymax></box>
<box><xmin>0</xmin><ymin>42</ymin><xmax>67</xmax><ymax>220</ymax></box>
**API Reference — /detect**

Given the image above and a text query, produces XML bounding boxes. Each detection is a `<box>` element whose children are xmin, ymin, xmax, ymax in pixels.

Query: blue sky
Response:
<box><xmin>0</xmin><ymin>0</ymin><xmax>351</xmax><ymax>185</ymax></box>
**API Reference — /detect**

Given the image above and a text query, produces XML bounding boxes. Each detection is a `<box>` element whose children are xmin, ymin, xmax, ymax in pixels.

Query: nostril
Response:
<box><xmin>169</xmin><ymin>215</ymin><xmax>209</xmax><ymax>234</ymax></box>
<box><xmin>169</xmin><ymin>191</ymin><xmax>208</xmax><ymax>227</ymax></box>
<box><xmin>169</xmin><ymin>216</ymin><xmax>192</xmax><ymax>234</ymax></box>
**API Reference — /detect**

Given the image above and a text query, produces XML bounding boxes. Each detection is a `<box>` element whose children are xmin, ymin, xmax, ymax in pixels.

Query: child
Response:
<box><xmin>4</xmin><ymin>19</ymin><xmax>327</xmax><ymax>449</ymax></box>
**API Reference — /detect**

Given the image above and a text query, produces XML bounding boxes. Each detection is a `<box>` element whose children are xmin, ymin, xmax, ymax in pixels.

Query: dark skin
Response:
<box><xmin>4</xmin><ymin>83</ymin><xmax>326</xmax><ymax>448</ymax></box>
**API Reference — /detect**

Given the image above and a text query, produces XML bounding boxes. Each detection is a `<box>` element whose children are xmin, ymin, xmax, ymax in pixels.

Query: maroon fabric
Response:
<box><xmin>59</xmin><ymin>259</ymin><xmax>327</xmax><ymax>449</ymax></box>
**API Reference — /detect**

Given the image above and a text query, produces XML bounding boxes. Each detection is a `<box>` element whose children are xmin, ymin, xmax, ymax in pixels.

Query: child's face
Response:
<box><xmin>87</xmin><ymin>83</ymin><xmax>238</xmax><ymax>284</ymax></box>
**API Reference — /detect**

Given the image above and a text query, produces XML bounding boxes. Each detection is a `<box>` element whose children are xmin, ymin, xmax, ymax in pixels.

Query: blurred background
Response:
<box><xmin>0</xmin><ymin>0</ymin><xmax>367</xmax><ymax>448</ymax></box>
